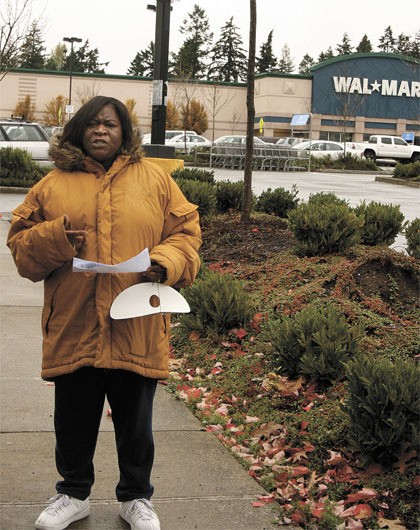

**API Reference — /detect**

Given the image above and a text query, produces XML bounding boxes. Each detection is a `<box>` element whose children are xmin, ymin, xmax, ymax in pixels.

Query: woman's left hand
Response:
<box><xmin>141</xmin><ymin>263</ymin><xmax>167</xmax><ymax>283</ymax></box>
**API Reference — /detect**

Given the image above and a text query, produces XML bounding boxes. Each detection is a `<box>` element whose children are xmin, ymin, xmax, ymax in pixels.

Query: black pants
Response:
<box><xmin>53</xmin><ymin>367</ymin><xmax>157</xmax><ymax>502</ymax></box>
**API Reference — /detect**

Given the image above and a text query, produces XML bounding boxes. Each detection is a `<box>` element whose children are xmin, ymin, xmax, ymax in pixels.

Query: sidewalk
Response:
<box><xmin>0</xmin><ymin>216</ymin><xmax>280</xmax><ymax>529</ymax></box>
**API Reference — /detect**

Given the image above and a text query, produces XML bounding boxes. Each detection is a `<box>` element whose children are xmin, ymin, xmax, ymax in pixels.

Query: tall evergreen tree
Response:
<box><xmin>256</xmin><ymin>29</ymin><xmax>277</xmax><ymax>73</ymax></box>
<box><xmin>318</xmin><ymin>46</ymin><xmax>334</xmax><ymax>62</ymax></box>
<box><xmin>62</xmin><ymin>39</ymin><xmax>108</xmax><ymax>74</ymax></box>
<box><xmin>208</xmin><ymin>17</ymin><xmax>247</xmax><ymax>82</ymax></box>
<box><xmin>356</xmin><ymin>34</ymin><xmax>373</xmax><ymax>53</ymax></box>
<box><xmin>170</xmin><ymin>4</ymin><xmax>213</xmax><ymax>79</ymax></box>
<box><xmin>277</xmin><ymin>43</ymin><xmax>294</xmax><ymax>73</ymax></box>
<box><xmin>378</xmin><ymin>26</ymin><xmax>396</xmax><ymax>52</ymax></box>
<box><xmin>336</xmin><ymin>32</ymin><xmax>353</xmax><ymax>55</ymax></box>
<box><xmin>19</xmin><ymin>21</ymin><xmax>45</xmax><ymax>69</ymax></box>
<box><xmin>298</xmin><ymin>53</ymin><xmax>315</xmax><ymax>74</ymax></box>
<box><xmin>409</xmin><ymin>30</ymin><xmax>420</xmax><ymax>60</ymax></box>
<box><xmin>127</xmin><ymin>41</ymin><xmax>154</xmax><ymax>77</ymax></box>
<box><xmin>394</xmin><ymin>33</ymin><xmax>411</xmax><ymax>55</ymax></box>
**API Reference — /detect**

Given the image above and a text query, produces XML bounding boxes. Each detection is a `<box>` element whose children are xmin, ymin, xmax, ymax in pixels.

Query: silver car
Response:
<box><xmin>0</xmin><ymin>120</ymin><xmax>52</xmax><ymax>167</ymax></box>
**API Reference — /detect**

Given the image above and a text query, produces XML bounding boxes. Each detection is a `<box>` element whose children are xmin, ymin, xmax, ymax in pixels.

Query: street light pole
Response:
<box><xmin>148</xmin><ymin>0</ymin><xmax>172</xmax><ymax>145</ymax></box>
<box><xmin>63</xmin><ymin>36</ymin><xmax>82</xmax><ymax>113</ymax></box>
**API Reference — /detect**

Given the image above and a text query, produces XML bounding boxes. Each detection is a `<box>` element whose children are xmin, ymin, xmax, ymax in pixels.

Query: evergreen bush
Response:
<box><xmin>344</xmin><ymin>355</ymin><xmax>420</xmax><ymax>464</ymax></box>
<box><xmin>354</xmin><ymin>200</ymin><xmax>405</xmax><ymax>246</ymax></box>
<box><xmin>0</xmin><ymin>147</ymin><xmax>46</xmax><ymax>187</ymax></box>
<box><xmin>393</xmin><ymin>161</ymin><xmax>420</xmax><ymax>180</ymax></box>
<box><xmin>215</xmin><ymin>180</ymin><xmax>249</xmax><ymax>212</ymax></box>
<box><xmin>171</xmin><ymin>167</ymin><xmax>215</xmax><ymax>184</ymax></box>
<box><xmin>255</xmin><ymin>184</ymin><xmax>299</xmax><ymax>218</ymax></box>
<box><xmin>405</xmin><ymin>218</ymin><xmax>420</xmax><ymax>259</ymax></box>
<box><xmin>287</xmin><ymin>193</ymin><xmax>363</xmax><ymax>256</ymax></box>
<box><xmin>180</xmin><ymin>270</ymin><xmax>254</xmax><ymax>335</ymax></box>
<box><xmin>174</xmin><ymin>178</ymin><xmax>217</xmax><ymax>217</ymax></box>
<box><xmin>268</xmin><ymin>302</ymin><xmax>362</xmax><ymax>384</ymax></box>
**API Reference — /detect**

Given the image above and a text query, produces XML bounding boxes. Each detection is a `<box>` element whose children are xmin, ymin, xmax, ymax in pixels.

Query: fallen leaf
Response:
<box><xmin>231</xmin><ymin>328</ymin><xmax>247</xmax><ymax>339</ymax></box>
<box><xmin>346</xmin><ymin>487</ymin><xmax>377</xmax><ymax>503</ymax></box>
<box><xmin>378</xmin><ymin>517</ymin><xmax>407</xmax><ymax>529</ymax></box>
<box><xmin>353</xmin><ymin>503</ymin><xmax>373</xmax><ymax>519</ymax></box>
<box><xmin>253</xmin><ymin>421</ymin><xmax>283</xmax><ymax>439</ymax></box>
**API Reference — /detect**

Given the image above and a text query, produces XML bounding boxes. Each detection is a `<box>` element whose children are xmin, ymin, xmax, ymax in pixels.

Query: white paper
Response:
<box><xmin>73</xmin><ymin>248</ymin><xmax>151</xmax><ymax>273</ymax></box>
<box><xmin>110</xmin><ymin>283</ymin><xmax>190</xmax><ymax>319</ymax></box>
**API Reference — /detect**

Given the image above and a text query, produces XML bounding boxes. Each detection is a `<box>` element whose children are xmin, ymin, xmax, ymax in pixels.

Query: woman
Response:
<box><xmin>7</xmin><ymin>96</ymin><xmax>202</xmax><ymax>530</ymax></box>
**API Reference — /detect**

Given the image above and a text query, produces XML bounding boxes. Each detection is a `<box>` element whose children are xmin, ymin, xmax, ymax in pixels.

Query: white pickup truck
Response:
<box><xmin>349</xmin><ymin>135</ymin><xmax>420</xmax><ymax>163</ymax></box>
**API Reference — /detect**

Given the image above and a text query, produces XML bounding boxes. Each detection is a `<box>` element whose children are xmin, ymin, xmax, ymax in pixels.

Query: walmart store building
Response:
<box><xmin>1</xmin><ymin>53</ymin><xmax>418</xmax><ymax>143</ymax></box>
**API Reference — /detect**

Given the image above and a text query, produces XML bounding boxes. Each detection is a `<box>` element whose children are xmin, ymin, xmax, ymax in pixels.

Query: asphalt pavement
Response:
<box><xmin>1</xmin><ymin>168</ymin><xmax>418</xmax><ymax>529</ymax></box>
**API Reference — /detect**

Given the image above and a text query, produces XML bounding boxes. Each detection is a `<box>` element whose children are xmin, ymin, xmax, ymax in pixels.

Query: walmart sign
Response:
<box><xmin>311</xmin><ymin>54</ymin><xmax>419</xmax><ymax>120</ymax></box>
<box><xmin>333</xmin><ymin>77</ymin><xmax>420</xmax><ymax>98</ymax></box>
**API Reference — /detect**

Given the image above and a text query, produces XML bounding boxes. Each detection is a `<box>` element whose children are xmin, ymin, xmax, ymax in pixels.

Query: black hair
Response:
<box><xmin>59</xmin><ymin>96</ymin><xmax>134</xmax><ymax>153</ymax></box>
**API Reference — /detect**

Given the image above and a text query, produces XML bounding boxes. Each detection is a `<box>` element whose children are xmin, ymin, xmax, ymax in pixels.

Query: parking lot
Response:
<box><xmin>1</xmin><ymin>168</ymin><xmax>419</xmax><ymax>251</ymax></box>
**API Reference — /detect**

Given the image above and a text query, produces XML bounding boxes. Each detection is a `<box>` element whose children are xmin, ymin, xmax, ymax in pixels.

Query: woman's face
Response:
<box><xmin>83</xmin><ymin>104</ymin><xmax>123</xmax><ymax>169</ymax></box>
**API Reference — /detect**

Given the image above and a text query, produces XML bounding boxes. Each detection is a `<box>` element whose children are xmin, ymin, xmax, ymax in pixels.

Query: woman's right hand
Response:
<box><xmin>64</xmin><ymin>214</ymin><xmax>88</xmax><ymax>252</ymax></box>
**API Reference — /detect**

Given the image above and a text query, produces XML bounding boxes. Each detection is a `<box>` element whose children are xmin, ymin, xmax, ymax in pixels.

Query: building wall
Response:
<box><xmin>1</xmin><ymin>53</ymin><xmax>418</xmax><ymax>142</ymax></box>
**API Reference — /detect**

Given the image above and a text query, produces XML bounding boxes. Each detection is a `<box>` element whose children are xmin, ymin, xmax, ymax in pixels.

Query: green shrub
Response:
<box><xmin>174</xmin><ymin>178</ymin><xmax>217</xmax><ymax>216</ymax></box>
<box><xmin>354</xmin><ymin>200</ymin><xmax>405</xmax><ymax>246</ymax></box>
<box><xmin>308</xmin><ymin>154</ymin><xmax>377</xmax><ymax>171</ymax></box>
<box><xmin>287</xmin><ymin>193</ymin><xmax>363</xmax><ymax>256</ymax></box>
<box><xmin>393</xmin><ymin>161</ymin><xmax>420</xmax><ymax>180</ymax></box>
<box><xmin>215</xmin><ymin>180</ymin><xmax>250</xmax><ymax>212</ymax></box>
<box><xmin>171</xmin><ymin>167</ymin><xmax>215</xmax><ymax>184</ymax></box>
<box><xmin>344</xmin><ymin>355</ymin><xmax>420</xmax><ymax>464</ymax></box>
<box><xmin>255</xmin><ymin>185</ymin><xmax>299</xmax><ymax>218</ymax></box>
<box><xmin>333</xmin><ymin>153</ymin><xmax>377</xmax><ymax>171</ymax></box>
<box><xmin>180</xmin><ymin>270</ymin><xmax>254</xmax><ymax>334</ymax></box>
<box><xmin>0</xmin><ymin>147</ymin><xmax>46</xmax><ymax>187</ymax></box>
<box><xmin>267</xmin><ymin>302</ymin><xmax>362</xmax><ymax>384</ymax></box>
<box><xmin>405</xmin><ymin>218</ymin><xmax>420</xmax><ymax>259</ymax></box>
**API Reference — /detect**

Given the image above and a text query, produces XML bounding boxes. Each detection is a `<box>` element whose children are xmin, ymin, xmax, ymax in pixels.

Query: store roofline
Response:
<box><xmin>310</xmin><ymin>51</ymin><xmax>420</xmax><ymax>71</ymax></box>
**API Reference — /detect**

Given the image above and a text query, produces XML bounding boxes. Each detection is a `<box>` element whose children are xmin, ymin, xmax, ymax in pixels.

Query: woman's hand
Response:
<box><xmin>65</xmin><ymin>229</ymin><xmax>88</xmax><ymax>252</ymax></box>
<box><xmin>141</xmin><ymin>262</ymin><xmax>167</xmax><ymax>283</ymax></box>
<box><xmin>64</xmin><ymin>214</ymin><xmax>87</xmax><ymax>252</ymax></box>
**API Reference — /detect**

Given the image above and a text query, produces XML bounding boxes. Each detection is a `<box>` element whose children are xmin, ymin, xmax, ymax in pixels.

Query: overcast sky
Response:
<box><xmin>30</xmin><ymin>0</ymin><xmax>419</xmax><ymax>75</ymax></box>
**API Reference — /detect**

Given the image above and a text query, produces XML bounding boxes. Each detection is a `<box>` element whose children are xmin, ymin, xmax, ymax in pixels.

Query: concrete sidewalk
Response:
<box><xmin>0</xmin><ymin>219</ymin><xmax>279</xmax><ymax>529</ymax></box>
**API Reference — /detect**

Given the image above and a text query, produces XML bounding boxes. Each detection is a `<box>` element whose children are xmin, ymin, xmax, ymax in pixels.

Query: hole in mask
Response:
<box><xmin>149</xmin><ymin>294</ymin><xmax>160</xmax><ymax>308</ymax></box>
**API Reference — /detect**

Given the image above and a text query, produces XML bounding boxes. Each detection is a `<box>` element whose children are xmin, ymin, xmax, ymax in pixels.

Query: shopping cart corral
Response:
<box><xmin>209</xmin><ymin>144</ymin><xmax>309</xmax><ymax>171</ymax></box>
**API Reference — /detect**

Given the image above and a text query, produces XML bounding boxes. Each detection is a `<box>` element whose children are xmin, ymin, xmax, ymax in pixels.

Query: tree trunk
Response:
<box><xmin>241</xmin><ymin>0</ymin><xmax>256</xmax><ymax>223</ymax></box>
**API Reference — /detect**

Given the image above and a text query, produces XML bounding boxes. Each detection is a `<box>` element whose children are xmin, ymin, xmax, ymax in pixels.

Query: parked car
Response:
<box><xmin>291</xmin><ymin>140</ymin><xmax>363</xmax><ymax>159</ymax></box>
<box><xmin>214</xmin><ymin>135</ymin><xmax>266</xmax><ymax>145</ymax></box>
<box><xmin>276</xmin><ymin>137</ymin><xmax>305</xmax><ymax>147</ymax></box>
<box><xmin>42</xmin><ymin>125</ymin><xmax>63</xmax><ymax>137</ymax></box>
<box><xmin>165</xmin><ymin>133</ymin><xmax>212</xmax><ymax>153</ymax></box>
<box><xmin>0</xmin><ymin>120</ymin><xmax>52</xmax><ymax>167</ymax></box>
<box><xmin>141</xmin><ymin>130</ymin><xmax>198</xmax><ymax>145</ymax></box>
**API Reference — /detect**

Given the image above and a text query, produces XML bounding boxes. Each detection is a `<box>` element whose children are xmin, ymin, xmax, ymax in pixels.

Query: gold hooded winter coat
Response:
<box><xmin>7</xmin><ymin>141</ymin><xmax>201</xmax><ymax>380</ymax></box>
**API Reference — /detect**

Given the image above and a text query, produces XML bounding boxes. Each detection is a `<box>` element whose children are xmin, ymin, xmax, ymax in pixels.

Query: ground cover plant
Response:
<box><xmin>166</xmin><ymin>212</ymin><xmax>420</xmax><ymax>530</ymax></box>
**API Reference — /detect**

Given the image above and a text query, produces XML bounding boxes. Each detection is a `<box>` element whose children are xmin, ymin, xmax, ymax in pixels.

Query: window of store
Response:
<box><xmin>319</xmin><ymin>131</ymin><xmax>352</xmax><ymax>142</ymax></box>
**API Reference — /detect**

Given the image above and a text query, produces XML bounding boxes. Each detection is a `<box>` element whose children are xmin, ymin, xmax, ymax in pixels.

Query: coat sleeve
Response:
<box><xmin>149</xmin><ymin>177</ymin><xmax>202</xmax><ymax>289</ymax></box>
<box><xmin>6</xmin><ymin>189</ymin><xmax>76</xmax><ymax>283</ymax></box>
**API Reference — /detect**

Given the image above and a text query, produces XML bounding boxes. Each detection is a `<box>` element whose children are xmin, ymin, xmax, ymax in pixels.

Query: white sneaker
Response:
<box><xmin>35</xmin><ymin>494</ymin><xmax>90</xmax><ymax>530</ymax></box>
<box><xmin>119</xmin><ymin>498</ymin><xmax>160</xmax><ymax>530</ymax></box>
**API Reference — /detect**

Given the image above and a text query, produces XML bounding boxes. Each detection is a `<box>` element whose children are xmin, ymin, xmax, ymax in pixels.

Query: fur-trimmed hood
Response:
<box><xmin>48</xmin><ymin>133</ymin><xmax>143</xmax><ymax>171</ymax></box>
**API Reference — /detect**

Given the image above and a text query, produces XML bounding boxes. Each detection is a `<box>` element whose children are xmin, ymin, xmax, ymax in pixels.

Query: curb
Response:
<box><xmin>374</xmin><ymin>176</ymin><xmax>420</xmax><ymax>188</ymax></box>
<box><xmin>0</xmin><ymin>186</ymin><xmax>30</xmax><ymax>194</ymax></box>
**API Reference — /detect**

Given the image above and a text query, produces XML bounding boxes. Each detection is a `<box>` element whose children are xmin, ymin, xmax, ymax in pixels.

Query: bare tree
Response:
<box><xmin>75</xmin><ymin>81</ymin><xmax>101</xmax><ymax>105</ymax></box>
<box><xmin>229</xmin><ymin>109</ymin><xmax>242</xmax><ymax>134</ymax></box>
<box><xmin>0</xmin><ymin>0</ymin><xmax>37</xmax><ymax>81</ymax></box>
<box><xmin>202</xmin><ymin>83</ymin><xmax>234</xmax><ymax>141</ymax></box>
<box><xmin>242</xmin><ymin>0</ymin><xmax>256</xmax><ymax>223</ymax></box>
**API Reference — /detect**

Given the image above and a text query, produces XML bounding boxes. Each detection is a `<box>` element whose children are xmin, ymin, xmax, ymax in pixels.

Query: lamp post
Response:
<box><xmin>63</xmin><ymin>36</ymin><xmax>82</xmax><ymax>115</ymax></box>
<box><xmin>147</xmin><ymin>0</ymin><xmax>172</xmax><ymax>145</ymax></box>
